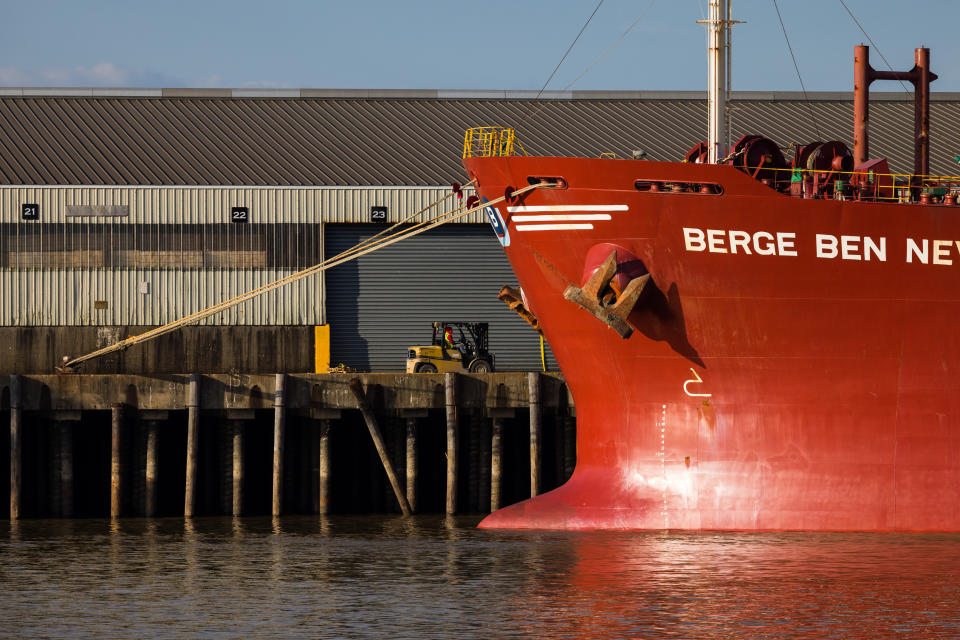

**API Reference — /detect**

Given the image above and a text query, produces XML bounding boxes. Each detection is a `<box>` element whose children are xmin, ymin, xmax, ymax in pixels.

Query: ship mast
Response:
<box><xmin>701</xmin><ymin>0</ymin><xmax>739</xmax><ymax>163</ymax></box>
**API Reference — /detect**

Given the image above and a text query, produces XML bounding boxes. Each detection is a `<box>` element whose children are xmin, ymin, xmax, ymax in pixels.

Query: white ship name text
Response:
<box><xmin>682</xmin><ymin>227</ymin><xmax>960</xmax><ymax>264</ymax></box>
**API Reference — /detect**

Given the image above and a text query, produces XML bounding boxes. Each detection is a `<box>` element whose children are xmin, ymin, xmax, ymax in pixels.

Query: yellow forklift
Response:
<box><xmin>406</xmin><ymin>322</ymin><xmax>494</xmax><ymax>373</ymax></box>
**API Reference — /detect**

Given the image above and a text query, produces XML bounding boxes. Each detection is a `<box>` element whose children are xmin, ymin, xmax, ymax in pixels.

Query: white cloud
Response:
<box><xmin>0</xmin><ymin>63</ymin><xmax>289</xmax><ymax>89</ymax></box>
<box><xmin>0</xmin><ymin>62</ymin><xmax>184</xmax><ymax>87</ymax></box>
<box><xmin>240</xmin><ymin>79</ymin><xmax>294</xmax><ymax>89</ymax></box>
<box><xmin>0</xmin><ymin>67</ymin><xmax>31</xmax><ymax>84</ymax></box>
<box><xmin>39</xmin><ymin>67</ymin><xmax>75</xmax><ymax>84</ymax></box>
<box><xmin>197</xmin><ymin>74</ymin><xmax>224</xmax><ymax>88</ymax></box>
<box><xmin>86</xmin><ymin>62</ymin><xmax>129</xmax><ymax>84</ymax></box>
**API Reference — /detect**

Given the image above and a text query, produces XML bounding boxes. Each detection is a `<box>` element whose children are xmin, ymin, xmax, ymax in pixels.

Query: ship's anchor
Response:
<box><xmin>497</xmin><ymin>285</ymin><xmax>541</xmax><ymax>333</ymax></box>
<box><xmin>563</xmin><ymin>250</ymin><xmax>649</xmax><ymax>338</ymax></box>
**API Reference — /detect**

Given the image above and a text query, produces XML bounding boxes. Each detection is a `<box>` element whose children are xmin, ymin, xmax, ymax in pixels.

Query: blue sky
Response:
<box><xmin>1</xmin><ymin>0</ymin><xmax>957</xmax><ymax>91</ymax></box>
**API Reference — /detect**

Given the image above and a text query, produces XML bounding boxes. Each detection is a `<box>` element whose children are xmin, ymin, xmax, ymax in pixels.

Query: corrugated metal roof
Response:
<box><xmin>0</xmin><ymin>90</ymin><xmax>958</xmax><ymax>186</ymax></box>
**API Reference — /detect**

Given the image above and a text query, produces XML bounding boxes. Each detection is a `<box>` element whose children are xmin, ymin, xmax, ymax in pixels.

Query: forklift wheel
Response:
<box><xmin>468</xmin><ymin>358</ymin><xmax>492</xmax><ymax>373</ymax></box>
<box><xmin>416</xmin><ymin>362</ymin><xmax>438</xmax><ymax>373</ymax></box>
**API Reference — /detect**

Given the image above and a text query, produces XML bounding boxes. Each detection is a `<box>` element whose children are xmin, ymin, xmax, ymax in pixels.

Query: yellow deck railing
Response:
<box><xmin>747</xmin><ymin>165</ymin><xmax>960</xmax><ymax>203</ymax></box>
<box><xmin>463</xmin><ymin>127</ymin><xmax>524</xmax><ymax>158</ymax></box>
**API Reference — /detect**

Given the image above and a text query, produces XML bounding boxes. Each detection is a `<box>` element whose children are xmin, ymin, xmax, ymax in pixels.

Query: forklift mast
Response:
<box><xmin>432</xmin><ymin>322</ymin><xmax>488</xmax><ymax>353</ymax></box>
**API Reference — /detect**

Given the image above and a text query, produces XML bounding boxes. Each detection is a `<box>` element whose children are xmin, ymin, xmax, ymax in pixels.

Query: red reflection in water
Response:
<box><xmin>520</xmin><ymin>532</ymin><xmax>960</xmax><ymax>639</ymax></box>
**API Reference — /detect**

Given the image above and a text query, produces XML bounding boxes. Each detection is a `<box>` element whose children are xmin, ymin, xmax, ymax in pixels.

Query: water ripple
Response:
<box><xmin>2</xmin><ymin>518</ymin><xmax>958</xmax><ymax>639</ymax></box>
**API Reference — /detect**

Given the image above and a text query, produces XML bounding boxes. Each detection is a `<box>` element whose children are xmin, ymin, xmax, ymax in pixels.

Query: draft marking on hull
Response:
<box><xmin>683</xmin><ymin>368</ymin><xmax>712</xmax><ymax>397</ymax></box>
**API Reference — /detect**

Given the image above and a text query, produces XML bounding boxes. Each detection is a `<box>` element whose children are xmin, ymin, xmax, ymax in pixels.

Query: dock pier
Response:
<box><xmin>2</xmin><ymin>372</ymin><xmax>574</xmax><ymax>519</ymax></box>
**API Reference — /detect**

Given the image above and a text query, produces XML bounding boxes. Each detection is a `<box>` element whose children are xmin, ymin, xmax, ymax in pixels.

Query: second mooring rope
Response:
<box><xmin>61</xmin><ymin>181</ymin><xmax>541</xmax><ymax>370</ymax></box>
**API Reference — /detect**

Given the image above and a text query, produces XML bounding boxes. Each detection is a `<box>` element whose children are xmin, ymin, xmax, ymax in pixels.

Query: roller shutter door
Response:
<box><xmin>324</xmin><ymin>223</ymin><xmax>557</xmax><ymax>372</ymax></box>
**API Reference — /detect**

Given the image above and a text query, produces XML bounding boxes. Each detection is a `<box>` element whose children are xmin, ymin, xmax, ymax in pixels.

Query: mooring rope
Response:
<box><xmin>837</xmin><ymin>0</ymin><xmax>912</xmax><ymax>98</ymax></box>
<box><xmin>60</xmin><ymin>181</ymin><xmax>541</xmax><ymax>370</ymax></box>
<box><xmin>772</xmin><ymin>0</ymin><xmax>823</xmax><ymax>142</ymax></box>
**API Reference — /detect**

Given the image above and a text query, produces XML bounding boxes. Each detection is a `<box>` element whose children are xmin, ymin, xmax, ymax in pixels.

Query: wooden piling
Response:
<box><xmin>50</xmin><ymin>423</ymin><xmax>61</xmax><ymax>518</ymax></box>
<box><xmin>564</xmin><ymin>415</ymin><xmax>577</xmax><ymax>481</ymax></box>
<box><xmin>491</xmin><ymin>417</ymin><xmax>503</xmax><ymax>512</ymax></box>
<box><xmin>554</xmin><ymin>414</ymin><xmax>565</xmax><ymax>490</ymax></box>
<box><xmin>145</xmin><ymin>421</ymin><xmax>158</xmax><ymax>517</ymax></box>
<box><xmin>445</xmin><ymin>373</ymin><xmax>458</xmax><ymax>515</ymax></box>
<box><xmin>272</xmin><ymin>373</ymin><xmax>286</xmax><ymax>517</ymax></box>
<box><xmin>36</xmin><ymin>422</ymin><xmax>48</xmax><ymax>517</ymax></box>
<box><xmin>348</xmin><ymin>379</ymin><xmax>411</xmax><ymax>516</ymax></box>
<box><xmin>318</xmin><ymin>420</ymin><xmax>330</xmax><ymax>515</ymax></box>
<box><xmin>111</xmin><ymin>403</ymin><xmax>122</xmax><ymax>518</ymax></box>
<box><xmin>232</xmin><ymin>421</ymin><xmax>244</xmax><ymax>517</ymax></box>
<box><xmin>529</xmin><ymin>372</ymin><xmax>541</xmax><ymax>498</ymax></box>
<box><xmin>185</xmin><ymin>374</ymin><xmax>200</xmax><ymax>517</ymax></box>
<box><xmin>9</xmin><ymin>375</ymin><xmax>21</xmax><ymax>520</ymax></box>
<box><xmin>4</xmin><ymin>371</ymin><xmax>571</xmax><ymax>518</ymax></box>
<box><xmin>299</xmin><ymin>422</ymin><xmax>311</xmax><ymax>514</ymax></box>
<box><xmin>60</xmin><ymin>421</ymin><xmax>74</xmax><ymax>519</ymax></box>
<box><xmin>405</xmin><ymin>417</ymin><xmax>417</xmax><ymax>514</ymax></box>
<box><xmin>479</xmin><ymin>415</ymin><xmax>491</xmax><ymax>512</ymax></box>
<box><xmin>468</xmin><ymin>414</ymin><xmax>479</xmax><ymax>512</ymax></box>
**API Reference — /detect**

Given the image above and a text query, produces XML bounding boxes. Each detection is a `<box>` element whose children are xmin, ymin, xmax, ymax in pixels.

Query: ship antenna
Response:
<box><xmin>698</xmin><ymin>0</ymin><xmax>743</xmax><ymax>163</ymax></box>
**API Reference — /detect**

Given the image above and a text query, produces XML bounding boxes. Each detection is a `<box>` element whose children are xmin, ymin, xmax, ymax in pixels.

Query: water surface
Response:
<box><xmin>2</xmin><ymin>517</ymin><xmax>958</xmax><ymax>638</ymax></box>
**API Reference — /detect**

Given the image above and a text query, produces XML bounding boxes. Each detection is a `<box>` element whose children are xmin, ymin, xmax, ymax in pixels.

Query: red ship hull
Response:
<box><xmin>464</xmin><ymin>155</ymin><xmax>960</xmax><ymax>530</ymax></box>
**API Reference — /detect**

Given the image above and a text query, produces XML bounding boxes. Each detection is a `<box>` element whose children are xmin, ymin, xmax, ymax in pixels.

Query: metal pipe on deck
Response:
<box><xmin>853</xmin><ymin>44</ymin><xmax>870</xmax><ymax>167</ymax></box>
<box><xmin>445</xmin><ymin>373</ymin><xmax>458</xmax><ymax>515</ymax></box>
<box><xmin>9</xmin><ymin>375</ymin><xmax>21</xmax><ymax>520</ymax></box>
<box><xmin>184</xmin><ymin>374</ymin><xmax>199</xmax><ymax>517</ymax></box>
<box><xmin>914</xmin><ymin>46</ymin><xmax>932</xmax><ymax>179</ymax></box>
<box><xmin>272</xmin><ymin>373</ymin><xmax>286</xmax><ymax>517</ymax></box>
<box><xmin>852</xmin><ymin>44</ymin><xmax>937</xmax><ymax>177</ymax></box>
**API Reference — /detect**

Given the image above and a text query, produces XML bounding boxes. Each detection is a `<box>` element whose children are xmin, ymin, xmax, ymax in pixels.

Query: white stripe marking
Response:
<box><xmin>507</xmin><ymin>204</ymin><xmax>628</xmax><ymax>213</ymax></box>
<box><xmin>511</xmin><ymin>214</ymin><xmax>611</xmax><ymax>222</ymax></box>
<box><xmin>515</xmin><ymin>223</ymin><xmax>594</xmax><ymax>231</ymax></box>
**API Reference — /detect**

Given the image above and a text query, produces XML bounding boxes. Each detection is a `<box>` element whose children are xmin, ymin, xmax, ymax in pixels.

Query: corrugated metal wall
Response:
<box><xmin>325</xmin><ymin>223</ymin><xmax>557</xmax><ymax>372</ymax></box>
<box><xmin>0</xmin><ymin>186</ymin><xmax>482</xmax><ymax>224</ymax></box>
<box><xmin>0</xmin><ymin>185</ymin><xmax>481</xmax><ymax>326</ymax></box>
<box><xmin>0</xmin><ymin>269</ymin><xmax>317</xmax><ymax>325</ymax></box>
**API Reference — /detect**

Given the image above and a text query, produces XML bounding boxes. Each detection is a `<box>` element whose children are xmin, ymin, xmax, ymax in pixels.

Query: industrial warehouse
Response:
<box><xmin>3</xmin><ymin>88</ymin><xmax>960</xmax><ymax>373</ymax></box>
<box><xmin>2</xmin><ymin>88</ymin><xmax>960</xmax><ymax>519</ymax></box>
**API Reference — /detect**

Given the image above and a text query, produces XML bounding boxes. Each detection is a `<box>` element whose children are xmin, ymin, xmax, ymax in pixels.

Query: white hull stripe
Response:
<box><xmin>511</xmin><ymin>214</ymin><xmax>611</xmax><ymax>222</ymax></box>
<box><xmin>516</xmin><ymin>223</ymin><xmax>594</xmax><ymax>231</ymax></box>
<box><xmin>506</xmin><ymin>204</ymin><xmax>629</xmax><ymax>213</ymax></box>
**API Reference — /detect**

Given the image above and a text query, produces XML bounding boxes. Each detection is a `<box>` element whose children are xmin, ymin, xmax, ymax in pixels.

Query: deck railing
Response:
<box><xmin>463</xmin><ymin>127</ymin><xmax>524</xmax><ymax>158</ymax></box>
<box><xmin>744</xmin><ymin>165</ymin><xmax>960</xmax><ymax>204</ymax></box>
